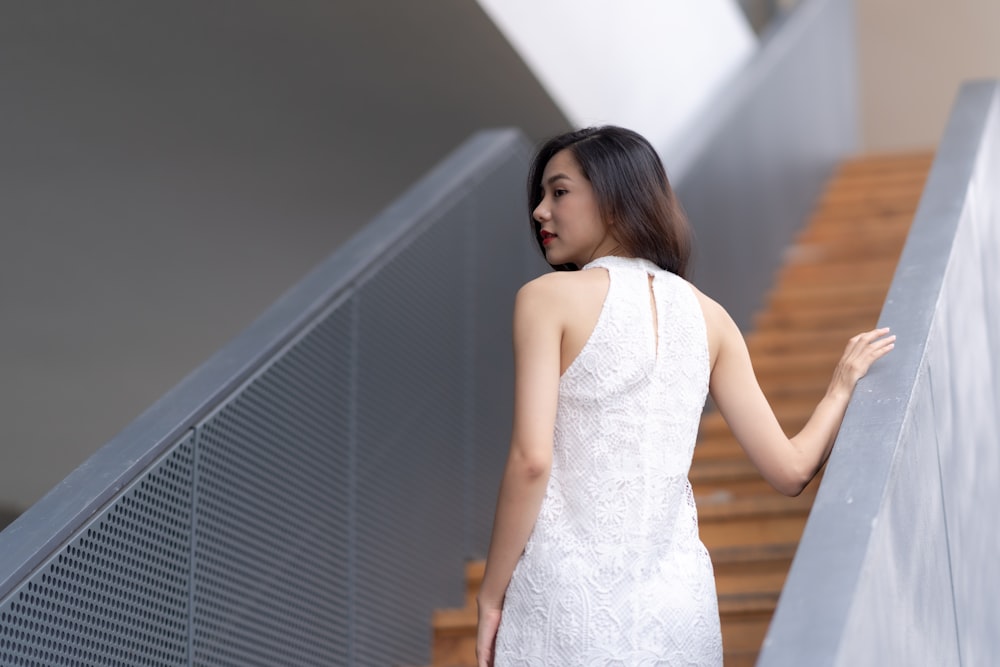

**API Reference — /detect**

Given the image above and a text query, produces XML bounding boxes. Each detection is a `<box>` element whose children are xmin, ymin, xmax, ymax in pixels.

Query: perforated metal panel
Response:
<box><xmin>351</xmin><ymin>202</ymin><xmax>471</xmax><ymax>664</ymax></box>
<box><xmin>0</xmin><ymin>433</ymin><xmax>194</xmax><ymax>667</ymax></box>
<box><xmin>191</xmin><ymin>303</ymin><xmax>354</xmax><ymax>666</ymax></box>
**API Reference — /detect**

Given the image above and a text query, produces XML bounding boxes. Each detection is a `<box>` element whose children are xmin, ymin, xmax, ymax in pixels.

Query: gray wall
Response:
<box><xmin>759</xmin><ymin>80</ymin><xmax>1000</xmax><ymax>666</ymax></box>
<box><xmin>0</xmin><ymin>0</ymin><xmax>568</xmax><ymax>510</ymax></box>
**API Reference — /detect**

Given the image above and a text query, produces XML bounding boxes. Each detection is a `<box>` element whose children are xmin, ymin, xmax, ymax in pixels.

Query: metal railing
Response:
<box><xmin>759</xmin><ymin>79</ymin><xmax>1000</xmax><ymax>666</ymax></box>
<box><xmin>0</xmin><ymin>128</ymin><xmax>541</xmax><ymax>666</ymax></box>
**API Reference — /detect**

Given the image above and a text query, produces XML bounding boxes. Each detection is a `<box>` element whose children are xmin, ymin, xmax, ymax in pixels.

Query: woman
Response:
<box><xmin>476</xmin><ymin>126</ymin><xmax>894</xmax><ymax>666</ymax></box>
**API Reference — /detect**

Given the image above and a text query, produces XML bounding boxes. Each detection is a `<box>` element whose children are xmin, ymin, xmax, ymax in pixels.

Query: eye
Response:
<box><xmin>553</xmin><ymin>188</ymin><xmax>568</xmax><ymax>198</ymax></box>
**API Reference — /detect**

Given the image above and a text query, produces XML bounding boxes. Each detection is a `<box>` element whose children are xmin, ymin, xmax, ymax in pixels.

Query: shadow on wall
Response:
<box><xmin>0</xmin><ymin>508</ymin><xmax>18</xmax><ymax>533</ymax></box>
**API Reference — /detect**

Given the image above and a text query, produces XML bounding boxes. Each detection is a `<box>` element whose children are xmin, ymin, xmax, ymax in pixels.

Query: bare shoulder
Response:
<box><xmin>514</xmin><ymin>272</ymin><xmax>569</xmax><ymax>324</ymax></box>
<box><xmin>512</xmin><ymin>273</ymin><xmax>579</xmax><ymax>345</ymax></box>
<box><xmin>515</xmin><ymin>270</ymin><xmax>608</xmax><ymax>338</ymax></box>
<box><xmin>518</xmin><ymin>269</ymin><xmax>606</xmax><ymax>304</ymax></box>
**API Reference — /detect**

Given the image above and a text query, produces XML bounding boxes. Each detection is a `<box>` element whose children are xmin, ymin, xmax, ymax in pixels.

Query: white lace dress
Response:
<box><xmin>494</xmin><ymin>256</ymin><xmax>722</xmax><ymax>666</ymax></box>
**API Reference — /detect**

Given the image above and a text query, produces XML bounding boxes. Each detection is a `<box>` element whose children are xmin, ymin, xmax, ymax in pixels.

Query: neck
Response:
<box><xmin>583</xmin><ymin>249</ymin><xmax>628</xmax><ymax>265</ymax></box>
<box><xmin>583</xmin><ymin>236</ymin><xmax>627</xmax><ymax>265</ymax></box>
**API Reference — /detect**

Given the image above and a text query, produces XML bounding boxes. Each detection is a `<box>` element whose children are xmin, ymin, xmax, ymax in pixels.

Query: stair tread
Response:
<box><xmin>718</xmin><ymin>590</ymin><xmax>781</xmax><ymax>615</ymax></box>
<box><xmin>698</xmin><ymin>491</ymin><xmax>814</xmax><ymax>520</ymax></box>
<box><xmin>433</xmin><ymin>606</ymin><xmax>476</xmax><ymax>628</ymax></box>
<box><xmin>710</xmin><ymin>541</ymin><xmax>797</xmax><ymax>565</ymax></box>
<box><xmin>746</xmin><ymin>328</ymin><xmax>866</xmax><ymax>352</ymax></box>
<box><xmin>766</xmin><ymin>281</ymin><xmax>894</xmax><ymax>301</ymax></box>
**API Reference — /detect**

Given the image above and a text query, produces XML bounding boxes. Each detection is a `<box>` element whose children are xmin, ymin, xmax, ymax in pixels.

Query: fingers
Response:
<box><xmin>846</xmin><ymin>328</ymin><xmax>894</xmax><ymax>354</ymax></box>
<box><xmin>838</xmin><ymin>327</ymin><xmax>895</xmax><ymax>386</ymax></box>
<box><xmin>849</xmin><ymin>326</ymin><xmax>891</xmax><ymax>345</ymax></box>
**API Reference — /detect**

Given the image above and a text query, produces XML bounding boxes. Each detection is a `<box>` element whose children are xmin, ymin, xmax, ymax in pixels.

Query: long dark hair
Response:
<box><xmin>527</xmin><ymin>126</ymin><xmax>692</xmax><ymax>277</ymax></box>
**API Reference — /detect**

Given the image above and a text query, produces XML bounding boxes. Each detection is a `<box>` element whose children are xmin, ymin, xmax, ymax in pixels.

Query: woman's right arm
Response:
<box><xmin>701</xmin><ymin>295</ymin><xmax>895</xmax><ymax>496</ymax></box>
<box><xmin>476</xmin><ymin>276</ymin><xmax>563</xmax><ymax>667</ymax></box>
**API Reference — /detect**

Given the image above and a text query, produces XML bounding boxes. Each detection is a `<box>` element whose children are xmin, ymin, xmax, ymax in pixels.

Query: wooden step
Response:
<box><xmin>775</xmin><ymin>257</ymin><xmax>899</xmax><ymax>283</ymax></box>
<box><xmin>431</xmin><ymin>607</ymin><xmax>477</xmax><ymax>667</ymax></box>
<box><xmin>462</xmin><ymin>560</ymin><xmax>485</xmax><ymax>609</ymax></box>
<box><xmin>746</xmin><ymin>328</ymin><xmax>862</xmax><ymax>355</ymax></box>
<box><xmin>724</xmin><ymin>650</ymin><xmax>766</xmax><ymax>667</ymax></box>
<box><xmin>698</xmin><ymin>493</ymin><xmax>813</xmax><ymax>549</ymax></box>
<box><xmin>781</xmin><ymin>239</ymin><xmax>906</xmax><ymax>264</ymax></box>
<box><xmin>720</xmin><ymin>590</ymin><xmax>780</xmax><ymax>653</ymax></box>
<box><xmin>765</xmin><ymin>282</ymin><xmax>895</xmax><ymax>309</ymax></box>
<box><xmin>754</xmin><ymin>302</ymin><xmax>882</xmax><ymax>331</ymax></box>
<box><xmin>808</xmin><ymin>196</ymin><xmax>922</xmax><ymax>220</ymax></box>
<box><xmin>833</xmin><ymin>154</ymin><xmax>933</xmax><ymax>175</ymax></box>
<box><xmin>796</xmin><ymin>214</ymin><xmax>914</xmax><ymax>241</ymax></box>
<box><xmin>691</xmin><ymin>457</ymin><xmax>772</xmax><ymax>500</ymax></box>
<box><xmin>693</xmin><ymin>435</ymin><xmax>745</xmax><ymax>462</ymax></box>
<box><xmin>711</xmin><ymin>542</ymin><xmax>797</xmax><ymax>596</ymax></box>
<box><xmin>818</xmin><ymin>177</ymin><xmax>930</xmax><ymax>200</ymax></box>
<box><xmin>751</xmin><ymin>352</ymin><xmax>846</xmax><ymax>384</ymax></box>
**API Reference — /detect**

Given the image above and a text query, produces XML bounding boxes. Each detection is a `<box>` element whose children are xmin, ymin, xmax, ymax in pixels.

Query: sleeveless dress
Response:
<box><xmin>494</xmin><ymin>255</ymin><xmax>722</xmax><ymax>666</ymax></box>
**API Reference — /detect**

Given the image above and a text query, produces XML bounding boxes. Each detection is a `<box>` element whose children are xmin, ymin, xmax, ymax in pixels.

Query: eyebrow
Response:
<box><xmin>545</xmin><ymin>173</ymin><xmax>572</xmax><ymax>186</ymax></box>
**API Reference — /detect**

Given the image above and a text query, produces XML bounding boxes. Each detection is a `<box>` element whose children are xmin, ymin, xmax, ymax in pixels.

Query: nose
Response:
<box><xmin>533</xmin><ymin>199</ymin><xmax>550</xmax><ymax>223</ymax></box>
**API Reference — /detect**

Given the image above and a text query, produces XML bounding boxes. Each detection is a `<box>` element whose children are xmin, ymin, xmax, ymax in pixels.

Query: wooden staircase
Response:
<box><xmin>429</xmin><ymin>152</ymin><xmax>934</xmax><ymax>667</ymax></box>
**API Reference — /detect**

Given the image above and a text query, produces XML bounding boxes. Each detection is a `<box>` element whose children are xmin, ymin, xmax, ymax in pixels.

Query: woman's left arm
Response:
<box><xmin>476</xmin><ymin>277</ymin><xmax>562</xmax><ymax>667</ymax></box>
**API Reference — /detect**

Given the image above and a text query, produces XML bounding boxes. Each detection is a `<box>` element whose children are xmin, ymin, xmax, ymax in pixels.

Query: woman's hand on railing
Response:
<box><xmin>827</xmin><ymin>327</ymin><xmax>896</xmax><ymax>399</ymax></box>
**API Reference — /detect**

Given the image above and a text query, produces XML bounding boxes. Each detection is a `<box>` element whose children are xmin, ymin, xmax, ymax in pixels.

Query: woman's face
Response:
<box><xmin>533</xmin><ymin>149</ymin><xmax>618</xmax><ymax>268</ymax></box>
